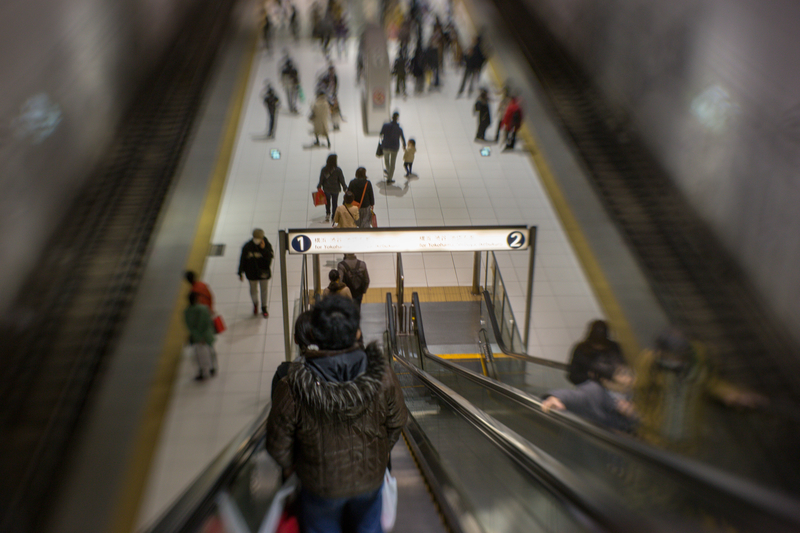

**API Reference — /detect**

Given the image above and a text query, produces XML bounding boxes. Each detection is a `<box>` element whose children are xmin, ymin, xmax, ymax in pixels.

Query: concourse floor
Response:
<box><xmin>135</xmin><ymin>4</ymin><xmax>605</xmax><ymax>528</ymax></box>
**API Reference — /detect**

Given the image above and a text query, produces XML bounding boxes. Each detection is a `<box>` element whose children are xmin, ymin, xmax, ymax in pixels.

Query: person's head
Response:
<box><xmin>654</xmin><ymin>328</ymin><xmax>695</xmax><ymax>369</ymax></box>
<box><xmin>585</xmin><ymin>320</ymin><xmax>609</xmax><ymax>343</ymax></box>
<box><xmin>344</xmin><ymin>253</ymin><xmax>357</xmax><ymax>260</ymax></box>
<box><xmin>329</xmin><ymin>269</ymin><xmax>340</xmax><ymax>282</ymax></box>
<box><xmin>185</xmin><ymin>271</ymin><xmax>197</xmax><ymax>284</ymax></box>
<box><xmin>408</xmin><ymin>138</ymin><xmax>415</xmax><ymax>147</ymax></box>
<box><xmin>343</xmin><ymin>190</ymin><xmax>355</xmax><ymax>205</ymax></box>
<box><xmin>311</xmin><ymin>295</ymin><xmax>360</xmax><ymax>349</ymax></box>
<box><xmin>252</xmin><ymin>228</ymin><xmax>265</xmax><ymax>244</ymax></box>
<box><xmin>479</xmin><ymin>88</ymin><xmax>488</xmax><ymax>99</ymax></box>
<box><xmin>325</xmin><ymin>153</ymin><xmax>337</xmax><ymax>170</ymax></box>
<box><xmin>316</xmin><ymin>89</ymin><xmax>326</xmax><ymax>98</ymax></box>
<box><xmin>188</xmin><ymin>292</ymin><xmax>198</xmax><ymax>306</ymax></box>
<box><xmin>355</xmin><ymin>167</ymin><xmax>367</xmax><ymax>180</ymax></box>
<box><xmin>392</xmin><ymin>112</ymin><xmax>399</xmax><ymax>122</ymax></box>
<box><xmin>294</xmin><ymin>310</ymin><xmax>315</xmax><ymax>350</ymax></box>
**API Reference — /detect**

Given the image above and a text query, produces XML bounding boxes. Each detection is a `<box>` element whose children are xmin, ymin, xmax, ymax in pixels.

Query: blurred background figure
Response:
<box><xmin>568</xmin><ymin>319</ymin><xmax>625</xmax><ymax>386</ymax></box>
<box><xmin>634</xmin><ymin>328</ymin><xmax>767</xmax><ymax>451</ymax></box>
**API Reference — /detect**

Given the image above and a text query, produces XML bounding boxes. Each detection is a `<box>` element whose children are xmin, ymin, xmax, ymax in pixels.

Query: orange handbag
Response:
<box><xmin>312</xmin><ymin>188</ymin><xmax>326</xmax><ymax>207</ymax></box>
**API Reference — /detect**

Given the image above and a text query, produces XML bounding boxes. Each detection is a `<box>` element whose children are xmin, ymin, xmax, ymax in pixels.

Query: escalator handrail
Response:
<box><xmin>481</xmin><ymin>291</ymin><xmax>569</xmax><ymax>370</ymax></box>
<box><xmin>417</xmin><ymin>294</ymin><xmax>800</xmax><ymax>529</ymax></box>
<box><xmin>146</xmin><ymin>404</ymin><xmax>272</xmax><ymax>533</ymax></box>
<box><xmin>391</xmin><ymin>332</ymin><xmax>661</xmax><ymax>533</ymax></box>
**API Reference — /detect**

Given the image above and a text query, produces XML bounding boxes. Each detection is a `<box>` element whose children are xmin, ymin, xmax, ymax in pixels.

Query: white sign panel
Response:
<box><xmin>287</xmin><ymin>226</ymin><xmax>529</xmax><ymax>254</ymax></box>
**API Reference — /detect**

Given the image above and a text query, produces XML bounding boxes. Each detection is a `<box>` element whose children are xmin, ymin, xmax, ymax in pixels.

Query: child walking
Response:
<box><xmin>403</xmin><ymin>138</ymin><xmax>417</xmax><ymax>177</ymax></box>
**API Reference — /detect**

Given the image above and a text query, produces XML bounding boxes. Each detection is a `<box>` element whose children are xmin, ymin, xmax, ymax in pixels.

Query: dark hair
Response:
<box><xmin>185</xmin><ymin>271</ymin><xmax>196</xmax><ymax>284</ymax></box>
<box><xmin>343</xmin><ymin>190</ymin><xmax>355</xmax><ymax>204</ymax></box>
<box><xmin>328</xmin><ymin>269</ymin><xmax>340</xmax><ymax>282</ymax></box>
<box><xmin>311</xmin><ymin>295</ymin><xmax>360</xmax><ymax>349</ymax></box>
<box><xmin>355</xmin><ymin>167</ymin><xmax>366</xmax><ymax>180</ymax></box>
<box><xmin>586</xmin><ymin>320</ymin><xmax>609</xmax><ymax>342</ymax></box>
<box><xmin>655</xmin><ymin>328</ymin><xmax>692</xmax><ymax>358</ymax></box>
<box><xmin>294</xmin><ymin>310</ymin><xmax>315</xmax><ymax>349</ymax></box>
<box><xmin>392</xmin><ymin>112</ymin><xmax>399</xmax><ymax>120</ymax></box>
<box><xmin>408</xmin><ymin>138</ymin><xmax>415</xmax><ymax>145</ymax></box>
<box><xmin>325</xmin><ymin>154</ymin><xmax>337</xmax><ymax>170</ymax></box>
<box><xmin>188</xmin><ymin>292</ymin><xmax>198</xmax><ymax>306</ymax></box>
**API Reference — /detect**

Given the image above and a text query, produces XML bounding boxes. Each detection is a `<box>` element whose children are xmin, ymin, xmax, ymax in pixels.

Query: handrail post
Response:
<box><xmin>396</xmin><ymin>253</ymin><xmax>404</xmax><ymax>332</ymax></box>
<box><xmin>279</xmin><ymin>230</ymin><xmax>292</xmax><ymax>361</ymax></box>
<box><xmin>472</xmin><ymin>251</ymin><xmax>482</xmax><ymax>295</ymax></box>
<box><xmin>313</xmin><ymin>254</ymin><xmax>321</xmax><ymax>296</ymax></box>
<box><xmin>524</xmin><ymin>227</ymin><xmax>537</xmax><ymax>352</ymax></box>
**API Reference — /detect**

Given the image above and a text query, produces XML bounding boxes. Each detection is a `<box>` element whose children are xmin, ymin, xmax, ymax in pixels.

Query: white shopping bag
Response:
<box><xmin>259</xmin><ymin>474</ymin><xmax>300</xmax><ymax>533</ymax></box>
<box><xmin>194</xmin><ymin>344</ymin><xmax>213</xmax><ymax>375</ymax></box>
<box><xmin>381</xmin><ymin>468</ymin><xmax>398</xmax><ymax>532</ymax></box>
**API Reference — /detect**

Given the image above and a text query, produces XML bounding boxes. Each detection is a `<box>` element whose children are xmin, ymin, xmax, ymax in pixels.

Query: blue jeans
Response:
<box><xmin>300</xmin><ymin>485</ymin><xmax>383</xmax><ymax>533</ymax></box>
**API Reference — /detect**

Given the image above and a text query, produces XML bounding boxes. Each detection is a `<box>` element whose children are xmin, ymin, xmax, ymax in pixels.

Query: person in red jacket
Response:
<box><xmin>185</xmin><ymin>271</ymin><xmax>214</xmax><ymax>313</ymax></box>
<box><xmin>499</xmin><ymin>95</ymin><xmax>523</xmax><ymax>151</ymax></box>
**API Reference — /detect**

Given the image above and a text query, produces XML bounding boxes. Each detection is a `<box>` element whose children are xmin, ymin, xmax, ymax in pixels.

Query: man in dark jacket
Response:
<box><xmin>238</xmin><ymin>228</ymin><xmax>273</xmax><ymax>318</ymax></box>
<box><xmin>457</xmin><ymin>36</ymin><xmax>486</xmax><ymax>98</ymax></box>
<box><xmin>338</xmin><ymin>254</ymin><xmax>370</xmax><ymax>310</ymax></box>
<box><xmin>348</xmin><ymin>167</ymin><xmax>374</xmax><ymax>228</ymax></box>
<box><xmin>473</xmin><ymin>88</ymin><xmax>491</xmax><ymax>141</ymax></box>
<box><xmin>267</xmin><ymin>296</ymin><xmax>408</xmax><ymax>533</ymax></box>
<box><xmin>379</xmin><ymin>112</ymin><xmax>406</xmax><ymax>183</ymax></box>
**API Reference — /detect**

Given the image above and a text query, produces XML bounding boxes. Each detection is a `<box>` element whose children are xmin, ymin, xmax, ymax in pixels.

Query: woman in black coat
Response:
<box><xmin>317</xmin><ymin>153</ymin><xmax>347</xmax><ymax>222</ymax></box>
<box><xmin>568</xmin><ymin>320</ymin><xmax>625</xmax><ymax>385</ymax></box>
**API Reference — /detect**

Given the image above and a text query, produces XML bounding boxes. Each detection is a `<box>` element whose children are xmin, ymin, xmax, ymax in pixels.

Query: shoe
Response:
<box><xmin>387</xmin><ymin>179</ymin><xmax>395</xmax><ymax>184</ymax></box>
<box><xmin>195</xmin><ymin>373</ymin><xmax>206</xmax><ymax>381</ymax></box>
<box><xmin>313</xmin><ymin>141</ymin><xmax>321</xmax><ymax>146</ymax></box>
<box><xmin>502</xmin><ymin>146</ymin><xmax>513</xmax><ymax>152</ymax></box>
<box><xmin>253</xmin><ymin>304</ymin><xmax>258</xmax><ymax>316</ymax></box>
<box><xmin>262</xmin><ymin>308</ymin><xmax>269</xmax><ymax>318</ymax></box>
<box><xmin>210</xmin><ymin>368</ymin><xmax>217</xmax><ymax>377</ymax></box>
<box><xmin>325</xmin><ymin>215</ymin><xmax>330</xmax><ymax>222</ymax></box>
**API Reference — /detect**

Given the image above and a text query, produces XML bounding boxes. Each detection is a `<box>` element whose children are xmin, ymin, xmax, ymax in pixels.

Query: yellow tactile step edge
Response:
<box><xmin>456</xmin><ymin>0</ymin><xmax>640</xmax><ymax>359</ymax></box>
<box><xmin>108</xmin><ymin>31</ymin><xmax>259</xmax><ymax>533</ymax></box>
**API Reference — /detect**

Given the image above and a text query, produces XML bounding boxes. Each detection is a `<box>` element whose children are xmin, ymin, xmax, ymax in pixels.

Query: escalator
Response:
<box><xmin>395</xmin><ymin>291</ymin><xmax>800</xmax><ymax>532</ymax></box>
<box><xmin>146</xmin><ymin>290</ymin><xmax>800</xmax><ymax>533</ymax></box>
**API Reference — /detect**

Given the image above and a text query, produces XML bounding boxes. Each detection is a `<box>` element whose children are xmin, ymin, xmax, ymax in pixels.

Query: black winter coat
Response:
<box><xmin>238</xmin><ymin>239</ymin><xmax>273</xmax><ymax>280</ymax></box>
<box><xmin>318</xmin><ymin>166</ymin><xmax>347</xmax><ymax>194</ymax></box>
<box><xmin>347</xmin><ymin>177</ymin><xmax>375</xmax><ymax>208</ymax></box>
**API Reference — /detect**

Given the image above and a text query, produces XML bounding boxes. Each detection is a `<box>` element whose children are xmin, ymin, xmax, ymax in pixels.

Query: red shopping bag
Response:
<box><xmin>276</xmin><ymin>509</ymin><xmax>300</xmax><ymax>533</ymax></box>
<box><xmin>312</xmin><ymin>189</ymin><xmax>326</xmax><ymax>207</ymax></box>
<box><xmin>213</xmin><ymin>315</ymin><xmax>226</xmax><ymax>334</ymax></box>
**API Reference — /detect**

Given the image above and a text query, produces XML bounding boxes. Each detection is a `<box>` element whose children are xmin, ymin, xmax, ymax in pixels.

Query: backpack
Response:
<box><xmin>340</xmin><ymin>261</ymin><xmax>367</xmax><ymax>292</ymax></box>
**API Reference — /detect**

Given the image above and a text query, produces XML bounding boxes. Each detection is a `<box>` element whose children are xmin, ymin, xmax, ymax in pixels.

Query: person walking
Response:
<box><xmin>493</xmin><ymin>85</ymin><xmax>511</xmax><ymax>142</ymax></box>
<box><xmin>474</xmin><ymin>89</ymin><xmax>491</xmax><ymax>141</ymax></box>
<box><xmin>392</xmin><ymin>51</ymin><xmax>407</xmax><ymax>97</ymax></box>
<box><xmin>310</xmin><ymin>90</ymin><xmax>331</xmax><ymax>147</ymax></box>
<box><xmin>348</xmin><ymin>167</ymin><xmax>374</xmax><ymax>228</ymax></box>
<box><xmin>317</xmin><ymin>153</ymin><xmax>347</xmax><ymax>222</ymax></box>
<box><xmin>457</xmin><ymin>36</ymin><xmax>486</xmax><ymax>98</ymax></box>
<box><xmin>262</xmin><ymin>82</ymin><xmax>280</xmax><ymax>138</ymax></box>
<box><xmin>184</xmin><ymin>270</ymin><xmax>214</xmax><ymax>313</ymax></box>
<box><xmin>333</xmin><ymin>190</ymin><xmax>360</xmax><ymax>228</ymax></box>
<box><xmin>379</xmin><ymin>112</ymin><xmax>406</xmax><ymax>183</ymax></box>
<box><xmin>403</xmin><ymin>138</ymin><xmax>416</xmax><ymax>176</ymax></box>
<box><xmin>322</xmin><ymin>270</ymin><xmax>353</xmax><ymax>298</ymax></box>
<box><xmin>184</xmin><ymin>292</ymin><xmax>218</xmax><ymax>380</ymax></box>
<box><xmin>338</xmin><ymin>254</ymin><xmax>370</xmax><ymax>309</ymax></box>
<box><xmin>238</xmin><ymin>228</ymin><xmax>273</xmax><ymax>318</ymax></box>
<box><xmin>501</xmin><ymin>95</ymin><xmax>523</xmax><ymax>151</ymax></box>
<box><xmin>567</xmin><ymin>320</ymin><xmax>625</xmax><ymax>385</ymax></box>
<box><xmin>266</xmin><ymin>296</ymin><xmax>408</xmax><ymax>533</ymax></box>
<box><xmin>280</xmin><ymin>57</ymin><xmax>300</xmax><ymax>113</ymax></box>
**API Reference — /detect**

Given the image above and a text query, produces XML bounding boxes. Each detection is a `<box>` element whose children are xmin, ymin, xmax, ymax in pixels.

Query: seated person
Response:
<box><xmin>543</xmin><ymin>364</ymin><xmax>638</xmax><ymax>433</ymax></box>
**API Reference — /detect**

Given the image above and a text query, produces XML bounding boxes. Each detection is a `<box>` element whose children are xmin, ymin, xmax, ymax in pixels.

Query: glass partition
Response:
<box><xmin>485</xmin><ymin>252</ymin><xmax>525</xmax><ymax>353</ymax></box>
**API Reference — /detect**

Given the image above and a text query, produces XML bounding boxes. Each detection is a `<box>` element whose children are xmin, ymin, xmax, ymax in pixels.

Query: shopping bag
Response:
<box><xmin>376</xmin><ymin>142</ymin><xmax>384</xmax><ymax>157</ymax></box>
<box><xmin>259</xmin><ymin>474</ymin><xmax>300</xmax><ymax>533</ymax></box>
<box><xmin>380</xmin><ymin>469</ymin><xmax>398</xmax><ymax>532</ymax></box>
<box><xmin>312</xmin><ymin>189</ymin><xmax>326</xmax><ymax>207</ymax></box>
<box><xmin>371</xmin><ymin>210</ymin><xmax>378</xmax><ymax>228</ymax></box>
<box><xmin>213</xmin><ymin>315</ymin><xmax>226</xmax><ymax>334</ymax></box>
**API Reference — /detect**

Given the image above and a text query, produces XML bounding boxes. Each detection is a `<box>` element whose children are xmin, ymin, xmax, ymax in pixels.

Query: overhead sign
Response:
<box><xmin>286</xmin><ymin>226</ymin><xmax>529</xmax><ymax>254</ymax></box>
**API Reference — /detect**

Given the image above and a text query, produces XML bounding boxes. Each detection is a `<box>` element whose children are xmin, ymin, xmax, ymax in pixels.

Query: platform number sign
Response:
<box><xmin>291</xmin><ymin>234</ymin><xmax>312</xmax><ymax>253</ymax></box>
<box><xmin>507</xmin><ymin>231</ymin><xmax>526</xmax><ymax>249</ymax></box>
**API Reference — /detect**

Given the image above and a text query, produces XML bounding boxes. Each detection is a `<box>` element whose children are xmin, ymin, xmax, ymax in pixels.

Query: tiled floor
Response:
<box><xmin>136</xmin><ymin>6</ymin><xmax>605</xmax><ymax>528</ymax></box>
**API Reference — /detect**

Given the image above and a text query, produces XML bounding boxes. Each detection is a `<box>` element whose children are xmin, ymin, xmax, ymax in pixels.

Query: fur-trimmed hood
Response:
<box><xmin>287</xmin><ymin>341</ymin><xmax>387</xmax><ymax>419</ymax></box>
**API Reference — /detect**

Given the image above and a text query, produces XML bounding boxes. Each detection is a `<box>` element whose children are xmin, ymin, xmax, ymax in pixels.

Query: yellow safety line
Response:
<box><xmin>108</xmin><ymin>31</ymin><xmax>258</xmax><ymax>533</ymax></box>
<box><xmin>434</xmin><ymin>353</ymin><xmax>512</xmax><ymax>360</ymax></box>
<box><xmin>456</xmin><ymin>0</ymin><xmax>640</xmax><ymax>358</ymax></box>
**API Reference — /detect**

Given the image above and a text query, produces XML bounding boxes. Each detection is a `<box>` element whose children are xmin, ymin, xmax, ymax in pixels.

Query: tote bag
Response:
<box><xmin>312</xmin><ymin>189</ymin><xmax>326</xmax><ymax>207</ymax></box>
<box><xmin>381</xmin><ymin>469</ymin><xmax>398</xmax><ymax>532</ymax></box>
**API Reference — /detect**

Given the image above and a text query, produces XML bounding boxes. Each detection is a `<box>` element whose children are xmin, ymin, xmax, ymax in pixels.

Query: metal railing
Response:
<box><xmin>407</xmin><ymin>291</ymin><xmax>800</xmax><ymax>532</ymax></box>
<box><xmin>484</xmin><ymin>251</ymin><xmax>526</xmax><ymax>353</ymax></box>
